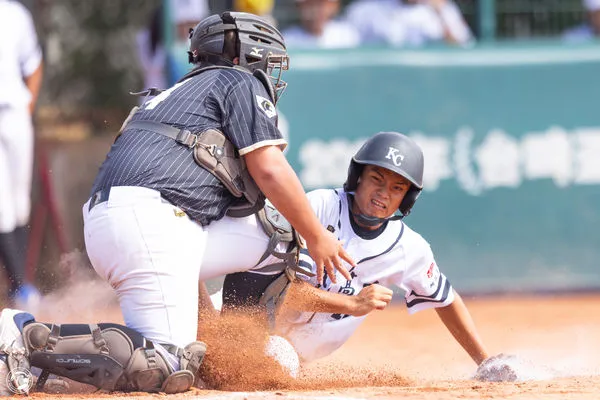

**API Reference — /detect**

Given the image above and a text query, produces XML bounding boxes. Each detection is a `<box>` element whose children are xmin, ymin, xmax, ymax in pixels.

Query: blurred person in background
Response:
<box><xmin>563</xmin><ymin>0</ymin><xmax>600</xmax><ymax>42</ymax></box>
<box><xmin>172</xmin><ymin>0</ymin><xmax>210</xmax><ymax>43</ymax></box>
<box><xmin>136</xmin><ymin>5</ymin><xmax>168</xmax><ymax>96</ymax></box>
<box><xmin>345</xmin><ymin>0</ymin><xmax>473</xmax><ymax>47</ymax></box>
<box><xmin>234</xmin><ymin>0</ymin><xmax>277</xmax><ymax>27</ymax></box>
<box><xmin>283</xmin><ymin>0</ymin><xmax>360</xmax><ymax>48</ymax></box>
<box><xmin>0</xmin><ymin>0</ymin><xmax>43</xmax><ymax>310</ymax></box>
<box><xmin>137</xmin><ymin>0</ymin><xmax>209</xmax><ymax>90</ymax></box>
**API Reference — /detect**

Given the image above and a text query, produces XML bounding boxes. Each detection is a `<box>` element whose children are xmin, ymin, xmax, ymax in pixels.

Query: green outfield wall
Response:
<box><xmin>172</xmin><ymin>43</ymin><xmax>600</xmax><ymax>293</ymax></box>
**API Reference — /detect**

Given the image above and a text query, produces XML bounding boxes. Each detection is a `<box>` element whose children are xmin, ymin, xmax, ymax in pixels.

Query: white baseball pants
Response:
<box><xmin>201</xmin><ymin>214</ymin><xmax>287</xmax><ymax>281</ymax></box>
<box><xmin>0</xmin><ymin>106</ymin><xmax>33</xmax><ymax>232</ymax></box>
<box><xmin>82</xmin><ymin>186</ymin><xmax>207</xmax><ymax>348</ymax></box>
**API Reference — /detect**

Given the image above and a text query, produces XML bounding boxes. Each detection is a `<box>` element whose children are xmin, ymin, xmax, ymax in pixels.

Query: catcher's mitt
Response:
<box><xmin>473</xmin><ymin>353</ymin><xmax>519</xmax><ymax>382</ymax></box>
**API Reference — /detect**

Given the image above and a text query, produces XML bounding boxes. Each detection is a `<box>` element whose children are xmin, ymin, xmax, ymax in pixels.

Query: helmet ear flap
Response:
<box><xmin>343</xmin><ymin>161</ymin><xmax>364</xmax><ymax>193</ymax></box>
<box><xmin>399</xmin><ymin>187</ymin><xmax>421</xmax><ymax>217</ymax></box>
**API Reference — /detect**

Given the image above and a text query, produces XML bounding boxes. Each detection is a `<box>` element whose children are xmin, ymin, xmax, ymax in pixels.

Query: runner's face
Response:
<box><xmin>353</xmin><ymin>165</ymin><xmax>411</xmax><ymax>223</ymax></box>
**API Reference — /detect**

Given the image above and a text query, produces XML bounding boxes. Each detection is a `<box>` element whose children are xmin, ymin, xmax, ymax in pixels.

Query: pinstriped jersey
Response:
<box><xmin>282</xmin><ymin>188</ymin><xmax>454</xmax><ymax>362</ymax></box>
<box><xmin>91</xmin><ymin>67</ymin><xmax>286</xmax><ymax>226</ymax></box>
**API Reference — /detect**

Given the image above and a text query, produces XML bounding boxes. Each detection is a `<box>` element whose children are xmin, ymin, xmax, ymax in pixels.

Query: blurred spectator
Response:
<box><xmin>234</xmin><ymin>0</ymin><xmax>277</xmax><ymax>27</ymax></box>
<box><xmin>0</xmin><ymin>0</ymin><xmax>43</xmax><ymax>310</ymax></box>
<box><xmin>172</xmin><ymin>0</ymin><xmax>209</xmax><ymax>42</ymax></box>
<box><xmin>136</xmin><ymin>0</ymin><xmax>208</xmax><ymax>90</ymax></box>
<box><xmin>345</xmin><ymin>0</ymin><xmax>473</xmax><ymax>47</ymax></box>
<box><xmin>563</xmin><ymin>0</ymin><xmax>600</xmax><ymax>42</ymax></box>
<box><xmin>283</xmin><ymin>0</ymin><xmax>360</xmax><ymax>48</ymax></box>
<box><xmin>136</xmin><ymin>6</ymin><xmax>168</xmax><ymax>93</ymax></box>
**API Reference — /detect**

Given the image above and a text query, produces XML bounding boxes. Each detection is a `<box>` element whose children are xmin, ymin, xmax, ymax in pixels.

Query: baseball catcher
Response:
<box><xmin>4</xmin><ymin>9</ymin><xmax>356</xmax><ymax>396</ymax></box>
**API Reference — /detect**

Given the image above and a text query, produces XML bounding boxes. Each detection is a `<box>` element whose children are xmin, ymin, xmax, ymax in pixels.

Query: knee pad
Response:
<box><xmin>23</xmin><ymin>322</ymin><xmax>206</xmax><ymax>394</ymax></box>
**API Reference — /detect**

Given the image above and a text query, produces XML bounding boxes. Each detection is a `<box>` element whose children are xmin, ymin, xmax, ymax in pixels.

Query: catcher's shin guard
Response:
<box><xmin>22</xmin><ymin>322</ymin><xmax>206</xmax><ymax>393</ymax></box>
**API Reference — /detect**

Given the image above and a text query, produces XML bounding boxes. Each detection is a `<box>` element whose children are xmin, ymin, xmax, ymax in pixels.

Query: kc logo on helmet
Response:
<box><xmin>385</xmin><ymin>146</ymin><xmax>404</xmax><ymax>166</ymax></box>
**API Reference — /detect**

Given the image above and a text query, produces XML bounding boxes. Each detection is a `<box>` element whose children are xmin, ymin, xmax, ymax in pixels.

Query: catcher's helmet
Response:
<box><xmin>188</xmin><ymin>12</ymin><xmax>289</xmax><ymax>102</ymax></box>
<box><xmin>344</xmin><ymin>132</ymin><xmax>424</xmax><ymax>217</ymax></box>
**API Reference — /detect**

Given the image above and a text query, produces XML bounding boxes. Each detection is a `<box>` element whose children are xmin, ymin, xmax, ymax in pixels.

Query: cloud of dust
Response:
<box><xmin>492</xmin><ymin>324</ymin><xmax>600</xmax><ymax>381</ymax></box>
<box><xmin>196</xmin><ymin>310</ymin><xmax>411</xmax><ymax>391</ymax></box>
<box><xmin>34</xmin><ymin>250</ymin><xmax>120</xmax><ymax>323</ymax></box>
<box><xmin>197</xmin><ymin>310</ymin><xmax>294</xmax><ymax>391</ymax></box>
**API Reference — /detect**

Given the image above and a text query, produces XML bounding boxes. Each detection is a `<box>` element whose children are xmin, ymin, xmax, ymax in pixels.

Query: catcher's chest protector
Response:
<box><xmin>119</xmin><ymin>65</ymin><xmax>280</xmax><ymax>219</ymax></box>
<box><xmin>22</xmin><ymin>322</ymin><xmax>206</xmax><ymax>394</ymax></box>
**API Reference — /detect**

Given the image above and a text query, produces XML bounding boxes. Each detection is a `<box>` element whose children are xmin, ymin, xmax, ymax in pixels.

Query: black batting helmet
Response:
<box><xmin>344</xmin><ymin>132</ymin><xmax>424</xmax><ymax>217</ymax></box>
<box><xmin>188</xmin><ymin>12</ymin><xmax>289</xmax><ymax>102</ymax></box>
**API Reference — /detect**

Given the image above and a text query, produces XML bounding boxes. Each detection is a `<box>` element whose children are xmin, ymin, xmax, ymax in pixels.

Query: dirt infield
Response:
<box><xmin>14</xmin><ymin>290</ymin><xmax>600</xmax><ymax>399</ymax></box>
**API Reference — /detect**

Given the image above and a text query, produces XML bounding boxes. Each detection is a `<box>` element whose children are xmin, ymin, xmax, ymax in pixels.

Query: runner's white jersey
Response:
<box><xmin>280</xmin><ymin>189</ymin><xmax>454</xmax><ymax>362</ymax></box>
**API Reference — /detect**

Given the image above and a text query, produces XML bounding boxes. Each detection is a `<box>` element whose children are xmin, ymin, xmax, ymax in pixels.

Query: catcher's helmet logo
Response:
<box><xmin>256</xmin><ymin>95</ymin><xmax>277</xmax><ymax>118</ymax></box>
<box><xmin>250</xmin><ymin>47</ymin><xmax>264</xmax><ymax>58</ymax></box>
<box><xmin>385</xmin><ymin>146</ymin><xmax>405</xmax><ymax>166</ymax></box>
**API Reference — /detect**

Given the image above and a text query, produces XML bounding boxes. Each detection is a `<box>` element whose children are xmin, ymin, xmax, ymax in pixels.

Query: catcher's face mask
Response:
<box><xmin>266</xmin><ymin>53</ymin><xmax>289</xmax><ymax>103</ymax></box>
